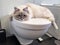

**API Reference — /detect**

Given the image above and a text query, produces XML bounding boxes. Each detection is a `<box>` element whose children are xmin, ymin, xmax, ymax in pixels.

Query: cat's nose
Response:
<box><xmin>21</xmin><ymin>12</ymin><xmax>23</xmax><ymax>15</ymax></box>
<box><xmin>21</xmin><ymin>18</ymin><xmax>23</xmax><ymax>20</ymax></box>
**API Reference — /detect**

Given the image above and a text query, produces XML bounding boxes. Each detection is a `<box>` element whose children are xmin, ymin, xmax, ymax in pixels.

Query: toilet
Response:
<box><xmin>11</xmin><ymin>17</ymin><xmax>51</xmax><ymax>45</ymax></box>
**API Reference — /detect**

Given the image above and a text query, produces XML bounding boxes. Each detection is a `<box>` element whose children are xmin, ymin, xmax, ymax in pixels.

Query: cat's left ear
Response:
<box><xmin>14</xmin><ymin>7</ymin><xmax>20</xmax><ymax>11</ymax></box>
<box><xmin>23</xmin><ymin>7</ymin><xmax>28</xmax><ymax>10</ymax></box>
<box><xmin>23</xmin><ymin>7</ymin><xmax>29</xmax><ymax>13</ymax></box>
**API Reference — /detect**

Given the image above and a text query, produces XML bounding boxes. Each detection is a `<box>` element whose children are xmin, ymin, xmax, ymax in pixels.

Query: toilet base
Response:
<box><xmin>14</xmin><ymin>31</ymin><xmax>33</xmax><ymax>45</ymax></box>
<box><xmin>17</xmin><ymin>36</ymin><xmax>33</xmax><ymax>45</ymax></box>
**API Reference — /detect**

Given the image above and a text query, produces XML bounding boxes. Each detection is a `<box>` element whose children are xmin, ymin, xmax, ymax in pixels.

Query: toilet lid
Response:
<box><xmin>21</xmin><ymin>18</ymin><xmax>51</xmax><ymax>25</ymax></box>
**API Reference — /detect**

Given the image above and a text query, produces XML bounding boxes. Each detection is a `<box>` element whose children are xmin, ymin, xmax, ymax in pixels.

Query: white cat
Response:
<box><xmin>11</xmin><ymin>3</ymin><xmax>58</xmax><ymax>29</ymax></box>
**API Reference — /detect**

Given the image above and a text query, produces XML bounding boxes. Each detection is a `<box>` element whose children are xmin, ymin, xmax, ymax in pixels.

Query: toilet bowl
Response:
<box><xmin>11</xmin><ymin>17</ymin><xmax>51</xmax><ymax>45</ymax></box>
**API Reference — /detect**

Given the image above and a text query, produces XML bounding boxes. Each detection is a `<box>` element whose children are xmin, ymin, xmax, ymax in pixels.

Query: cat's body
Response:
<box><xmin>11</xmin><ymin>3</ymin><xmax>58</xmax><ymax>29</ymax></box>
<box><xmin>26</xmin><ymin>3</ymin><xmax>55</xmax><ymax>21</ymax></box>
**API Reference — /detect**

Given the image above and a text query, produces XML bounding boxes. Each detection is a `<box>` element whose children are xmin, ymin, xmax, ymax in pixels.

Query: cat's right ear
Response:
<box><xmin>14</xmin><ymin>7</ymin><xmax>20</xmax><ymax>14</ymax></box>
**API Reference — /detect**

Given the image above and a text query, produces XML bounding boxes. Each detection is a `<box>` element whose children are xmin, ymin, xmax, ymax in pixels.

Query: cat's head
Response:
<box><xmin>13</xmin><ymin>5</ymin><xmax>32</xmax><ymax>21</ymax></box>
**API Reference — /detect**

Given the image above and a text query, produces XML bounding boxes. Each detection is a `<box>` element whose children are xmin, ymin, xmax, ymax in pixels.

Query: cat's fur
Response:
<box><xmin>26</xmin><ymin>3</ymin><xmax>55</xmax><ymax>21</ymax></box>
<box><xmin>11</xmin><ymin>3</ymin><xmax>58</xmax><ymax>29</ymax></box>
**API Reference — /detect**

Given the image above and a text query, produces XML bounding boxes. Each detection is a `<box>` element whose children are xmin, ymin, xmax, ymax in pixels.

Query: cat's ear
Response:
<box><xmin>23</xmin><ymin>7</ymin><xmax>28</xmax><ymax>11</ymax></box>
<box><xmin>23</xmin><ymin>7</ymin><xmax>29</xmax><ymax>13</ymax></box>
<box><xmin>14</xmin><ymin>7</ymin><xmax>20</xmax><ymax>11</ymax></box>
<box><xmin>14</xmin><ymin>7</ymin><xmax>20</xmax><ymax>14</ymax></box>
<box><xmin>24</xmin><ymin>7</ymin><xmax>28</xmax><ymax>9</ymax></box>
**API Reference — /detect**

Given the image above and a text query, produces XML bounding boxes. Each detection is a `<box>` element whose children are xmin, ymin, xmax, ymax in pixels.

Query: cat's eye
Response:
<box><xmin>23</xmin><ymin>15</ymin><xmax>27</xmax><ymax>17</ymax></box>
<box><xmin>24</xmin><ymin>15</ymin><xmax>26</xmax><ymax>16</ymax></box>
<box><xmin>18</xmin><ymin>15</ymin><xmax>21</xmax><ymax>16</ymax></box>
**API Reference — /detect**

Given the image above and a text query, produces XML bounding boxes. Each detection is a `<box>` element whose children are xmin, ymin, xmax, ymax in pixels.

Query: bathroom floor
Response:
<box><xmin>0</xmin><ymin>35</ymin><xmax>56</xmax><ymax>45</ymax></box>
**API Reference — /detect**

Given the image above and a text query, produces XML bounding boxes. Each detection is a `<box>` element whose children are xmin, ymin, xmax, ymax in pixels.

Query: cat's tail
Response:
<box><xmin>52</xmin><ymin>21</ymin><xmax>58</xmax><ymax>30</ymax></box>
<box><xmin>46</xmin><ymin>8</ymin><xmax>58</xmax><ymax>30</ymax></box>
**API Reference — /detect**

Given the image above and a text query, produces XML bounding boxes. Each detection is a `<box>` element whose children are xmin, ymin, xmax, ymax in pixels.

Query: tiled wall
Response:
<box><xmin>43</xmin><ymin>5</ymin><xmax>60</xmax><ymax>40</ymax></box>
<box><xmin>33</xmin><ymin>0</ymin><xmax>60</xmax><ymax>5</ymax></box>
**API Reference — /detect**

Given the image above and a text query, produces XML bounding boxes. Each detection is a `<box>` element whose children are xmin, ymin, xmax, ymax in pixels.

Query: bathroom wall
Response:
<box><xmin>0</xmin><ymin>0</ymin><xmax>3</xmax><ymax>18</ymax></box>
<box><xmin>45</xmin><ymin>6</ymin><xmax>60</xmax><ymax>40</ymax></box>
<box><xmin>34</xmin><ymin>0</ymin><xmax>60</xmax><ymax>5</ymax></box>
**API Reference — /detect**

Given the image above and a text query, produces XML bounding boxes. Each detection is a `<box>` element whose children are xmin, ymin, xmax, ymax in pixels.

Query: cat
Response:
<box><xmin>12</xmin><ymin>5</ymin><xmax>33</xmax><ymax>21</ymax></box>
<box><xmin>11</xmin><ymin>3</ymin><xmax>58</xmax><ymax>29</ymax></box>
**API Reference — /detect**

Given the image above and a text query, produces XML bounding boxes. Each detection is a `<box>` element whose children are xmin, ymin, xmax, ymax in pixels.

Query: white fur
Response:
<box><xmin>26</xmin><ymin>3</ymin><xmax>55</xmax><ymax>21</ymax></box>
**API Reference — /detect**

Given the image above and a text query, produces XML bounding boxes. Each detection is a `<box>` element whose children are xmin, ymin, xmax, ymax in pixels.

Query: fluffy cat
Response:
<box><xmin>11</xmin><ymin>3</ymin><xmax>58</xmax><ymax>29</ymax></box>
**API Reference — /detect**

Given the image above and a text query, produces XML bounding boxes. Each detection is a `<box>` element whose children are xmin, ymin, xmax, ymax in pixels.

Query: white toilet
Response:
<box><xmin>11</xmin><ymin>17</ymin><xmax>51</xmax><ymax>45</ymax></box>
